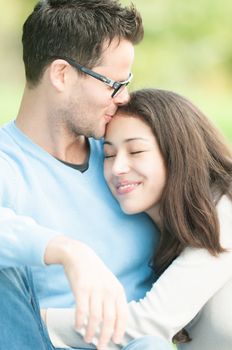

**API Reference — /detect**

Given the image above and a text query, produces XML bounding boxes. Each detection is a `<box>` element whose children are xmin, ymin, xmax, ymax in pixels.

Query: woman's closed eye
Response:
<box><xmin>130</xmin><ymin>150</ymin><xmax>146</xmax><ymax>155</ymax></box>
<box><xmin>104</xmin><ymin>150</ymin><xmax>147</xmax><ymax>159</ymax></box>
<box><xmin>104</xmin><ymin>153</ymin><xmax>116</xmax><ymax>159</ymax></box>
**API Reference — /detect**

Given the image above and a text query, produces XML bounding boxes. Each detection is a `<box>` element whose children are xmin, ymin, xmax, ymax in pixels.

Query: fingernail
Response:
<box><xmin>113</xmin><ymin>338</ymin><xmax>120</xmax><ymax>344</ymax></box>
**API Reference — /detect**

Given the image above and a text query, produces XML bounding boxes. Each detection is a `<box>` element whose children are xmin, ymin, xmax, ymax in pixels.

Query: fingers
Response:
<box><xmin>75</xmin><ymin>289</ymin><xmax>89</xmax><ymax>330</ymax></box>
<box><xmin>83</xmin><ymin>289</ymin><xmax>127</xmax><ymax>349</ymax></box>
<box><xmin>97</xmin><ymin>296</ymin><xmax>116</xmax><ymax>349</ymax></box>
<box><xmin>84</xmin><ymin>293</ymin><xmax>102</xmax><ymax>343</ymax></box>
<box><xmin>112</xmin><ymin>295</ymin><xmax>128</xmax><ymax>344</ymax></box>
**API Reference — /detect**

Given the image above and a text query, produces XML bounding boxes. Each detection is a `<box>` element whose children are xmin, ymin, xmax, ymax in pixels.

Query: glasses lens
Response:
<box><xmin>111</xmin><ymin>73</ymin><xmax>132</xmax><ymax>98</ymax></box>
<box><xmin>112</xmin><ymin>83</ymin><xmax>129</xmax><ymax>98</ymax></box>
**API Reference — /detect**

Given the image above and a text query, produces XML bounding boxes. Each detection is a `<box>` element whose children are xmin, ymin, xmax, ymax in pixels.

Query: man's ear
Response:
<box><xmin>49</xmin><ymin>59</ymin><xmax>70</xmax><ymax>92</ymax></box>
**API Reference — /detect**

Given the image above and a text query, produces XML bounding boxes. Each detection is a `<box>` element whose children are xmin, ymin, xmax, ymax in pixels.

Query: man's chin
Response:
<box><xmin>93</xmin><ymin>128</ymin><xmax>106</xmax><ymax>140</ymax></box>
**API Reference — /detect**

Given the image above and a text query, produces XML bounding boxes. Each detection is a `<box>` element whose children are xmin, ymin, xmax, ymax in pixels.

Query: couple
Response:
<box><xmin>0</xmin><ymin>0</ymin><xmax>231</xmax><ymax>349</ymax></box>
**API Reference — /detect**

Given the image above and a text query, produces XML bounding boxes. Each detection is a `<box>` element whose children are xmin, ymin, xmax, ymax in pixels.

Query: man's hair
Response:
<box><xmin>22</xmin><ymin>0</ymin><xmax>144</xmax><ymax>86</ymax></box>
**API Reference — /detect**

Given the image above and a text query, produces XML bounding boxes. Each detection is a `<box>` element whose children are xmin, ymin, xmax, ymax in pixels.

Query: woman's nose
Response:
<box><xmin>112</xmin><ymin>154</ymin><xmax>130</xmax><ymax>176</ymax></box>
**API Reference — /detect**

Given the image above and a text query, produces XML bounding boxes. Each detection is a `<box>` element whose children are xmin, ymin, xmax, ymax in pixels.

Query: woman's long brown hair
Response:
<box><xmin>118</xmin><ymin>88</ymin><xmax>232</xmax><ymax>343</ymax></box>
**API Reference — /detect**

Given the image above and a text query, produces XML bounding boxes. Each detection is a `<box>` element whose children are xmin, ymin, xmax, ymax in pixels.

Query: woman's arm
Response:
<box><xmin>43</xmin><ymin>195</ymin><xmax>232</xmax><ymax>348</ymax></box>
<box><xmin>125</xmin><ymin>195</ymin><xmax>232</xmax><ymax>341</ymax></box>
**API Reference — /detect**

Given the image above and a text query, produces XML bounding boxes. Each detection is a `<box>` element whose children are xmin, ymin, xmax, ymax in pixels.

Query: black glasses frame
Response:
<box><xmin>49</xmin><ymin>56</ymin><xmax>133</xmax><ymax>98</ymax></box>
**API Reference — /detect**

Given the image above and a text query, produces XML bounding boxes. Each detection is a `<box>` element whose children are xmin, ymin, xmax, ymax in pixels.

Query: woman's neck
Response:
<box><xmin>146</xmin><ymin>205</ymin><xmax>163</xmax><ymax>231</ymax></box>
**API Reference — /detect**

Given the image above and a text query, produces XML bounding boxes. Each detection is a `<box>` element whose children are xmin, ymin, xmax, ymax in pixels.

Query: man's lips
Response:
<box><xmin>115</xmin><ymin>181</ymin><xmax>141</xmax><ymax>195</ymax></box>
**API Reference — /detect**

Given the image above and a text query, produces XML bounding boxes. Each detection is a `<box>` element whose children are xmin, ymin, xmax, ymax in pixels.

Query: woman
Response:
<box><xmin>42</xmin><ymin>88</ymin><xmax>232</xmax><ymax>350</ymax></box>
<box><xmin>103</xmin><ymin>88</ymin><xmax>232</xmax><ymax>349</ymax></box>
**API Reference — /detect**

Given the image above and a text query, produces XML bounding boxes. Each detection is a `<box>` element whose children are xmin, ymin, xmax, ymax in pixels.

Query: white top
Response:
<box><xmin>46</xmin><ymin>195</ymin><xmax>232</xmax><ymax>350</ymax></box>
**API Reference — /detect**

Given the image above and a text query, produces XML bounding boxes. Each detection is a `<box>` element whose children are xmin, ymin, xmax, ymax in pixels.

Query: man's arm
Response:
<box><xmin>0</xmin><ymin>206</ymin><xmax>61</xmax><ymax>266</ymax></box>
<box><xmin>0</xmin><ymin>157</ymin><xmax>128</xmax><ymax>349</ymax></box>
<box><xmin>0</xmin><ymin>207</ymin><xmax>128</xmax><ymax>349</ymax></box>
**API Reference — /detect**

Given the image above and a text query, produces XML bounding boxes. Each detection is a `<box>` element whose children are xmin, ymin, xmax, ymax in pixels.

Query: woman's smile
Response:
<box><xmin>104</xmin><ymin>114</ymin><xmax>166</xmax><ymax>217</ymax></box>
<box><xmin>115</xmin><ymin>180</ymin><xmax>142</xmax><ymax>195</ymax></box>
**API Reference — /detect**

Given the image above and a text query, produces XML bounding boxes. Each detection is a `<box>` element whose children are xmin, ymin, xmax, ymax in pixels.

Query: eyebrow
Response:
<box><xmin>103</xmin><ymin>138</ymin><xmax>150</xmax><ymax>146</ymax></box>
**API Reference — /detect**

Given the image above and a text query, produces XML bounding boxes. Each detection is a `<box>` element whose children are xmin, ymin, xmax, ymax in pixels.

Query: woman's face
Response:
<box><xmin>104</xmin><ymin>113</ymin><xmax>166</xmax><ymax>220</ymax></box>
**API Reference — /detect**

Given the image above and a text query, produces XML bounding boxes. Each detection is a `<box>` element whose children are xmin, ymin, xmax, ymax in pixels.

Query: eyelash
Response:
<box><xmin>131</xmin><ymin>151</ymin><xmax>145</xmax><ymax>154</ymax></box>
<box><xmin>104</xmin><ymin>151</ymin><xmax>145</xmax><ymax>159</ymax></box>
<box><xmin>104</xmin><ymin>155</ymin><xmax>115</xmax><ymax>159</ymax></box>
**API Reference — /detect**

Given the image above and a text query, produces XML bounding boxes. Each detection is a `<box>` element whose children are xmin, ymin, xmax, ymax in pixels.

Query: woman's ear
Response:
<box><xmin>49</xmin><ymin>59</ymin><xmax>70</xmax><ymax>92</ymax></box>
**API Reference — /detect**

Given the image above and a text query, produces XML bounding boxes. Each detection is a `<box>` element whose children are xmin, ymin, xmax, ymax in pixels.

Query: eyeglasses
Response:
<box><xmin>50</xmin><ymin>56</ymin><xmax>133</xmax><ymax>98</ymax></box>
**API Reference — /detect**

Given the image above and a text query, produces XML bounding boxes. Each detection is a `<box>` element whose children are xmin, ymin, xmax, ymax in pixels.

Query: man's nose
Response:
<box><xmin>113</xmin><ymin>87</ymin><xmax>130</xmax><ymax>106</ymax></box>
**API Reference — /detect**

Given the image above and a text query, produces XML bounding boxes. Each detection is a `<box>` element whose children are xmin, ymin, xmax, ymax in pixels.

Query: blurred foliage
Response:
<box><xmin>0</xmin><ymin>0</ymin><xmax>231</xmax><ymax>142</ymax></box>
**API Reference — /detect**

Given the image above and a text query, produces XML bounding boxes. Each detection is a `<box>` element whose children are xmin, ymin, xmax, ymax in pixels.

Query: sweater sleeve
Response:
<box><xmin>124</xmin><ymin>195</ymin><xmax>232</xmax><ymax>342</ymax></box>
<box><xmin>0</xmin><ymin>207</ymin><xmax>64</xmax><ymax>266</ymax></box>
<box><xmin>45</xmin><ymin>196</ymin><xmax>232</xmax><ymax>348</ymax></box>
<box><xmin>0</xmin><ymin>157</ymin><xmax>63</xmax><ymax>267</ymax></box>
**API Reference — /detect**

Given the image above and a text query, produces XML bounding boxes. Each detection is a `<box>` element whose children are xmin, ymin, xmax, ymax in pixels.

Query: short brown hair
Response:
<box><xmin>22</xmin><ymin>0</ymin><xmax>144</xmax><ymax>86</ymax></box>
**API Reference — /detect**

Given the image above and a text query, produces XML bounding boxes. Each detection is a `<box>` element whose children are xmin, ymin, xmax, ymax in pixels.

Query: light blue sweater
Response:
<box><xmin>0</xmin><ymin>121</ymin><xmax>158</xmax><ymax>308</ymax></box>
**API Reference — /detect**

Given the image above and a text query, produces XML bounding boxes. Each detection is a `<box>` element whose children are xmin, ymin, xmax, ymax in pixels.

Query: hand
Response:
<box><xmin>44</xmin><ymin>236</ymin><xmax>128</xmax><ymax>349</ymax></box>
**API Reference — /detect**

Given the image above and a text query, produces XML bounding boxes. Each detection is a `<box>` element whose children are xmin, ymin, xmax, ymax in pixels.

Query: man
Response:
<box><xmin>0</xmin><ymin>1</ymin><xmax>173</xmax><ymax>349</ymax></box>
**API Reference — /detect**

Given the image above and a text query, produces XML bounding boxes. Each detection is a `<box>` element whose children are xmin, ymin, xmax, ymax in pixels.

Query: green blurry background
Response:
<box><xmin>0</xmin><ymin>0</ymin><xmax>231</xmax><ymax>142</ymax></box>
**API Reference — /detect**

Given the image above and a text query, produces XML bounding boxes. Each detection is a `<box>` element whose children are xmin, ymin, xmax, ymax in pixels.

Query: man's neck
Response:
<box><xmin>16</xmin><ymin>87</ymin><xmax>89</xmax><ymax>164</ymax></box>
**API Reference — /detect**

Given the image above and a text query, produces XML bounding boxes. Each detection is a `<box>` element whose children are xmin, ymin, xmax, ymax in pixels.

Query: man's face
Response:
<box><xmin>60</xmin><ymin>38</ymin><xmax>135</xmax><ymax>139</ymax></box>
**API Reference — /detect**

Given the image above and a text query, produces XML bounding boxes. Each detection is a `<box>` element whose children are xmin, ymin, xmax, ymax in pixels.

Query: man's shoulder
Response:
<box><xmin>0</xmin><ymin>123</ymin><xmax>18</xmax><ymax>184</ymax></box>
<box><xmin>0</xmin><ymin>121</ymin><xmax>24</xmax><ymax>165</ymax></box>
<box><xmin>0</xmin><ymin>121</ymin><xmax>16</xmax><ymax>146</ymax></box>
